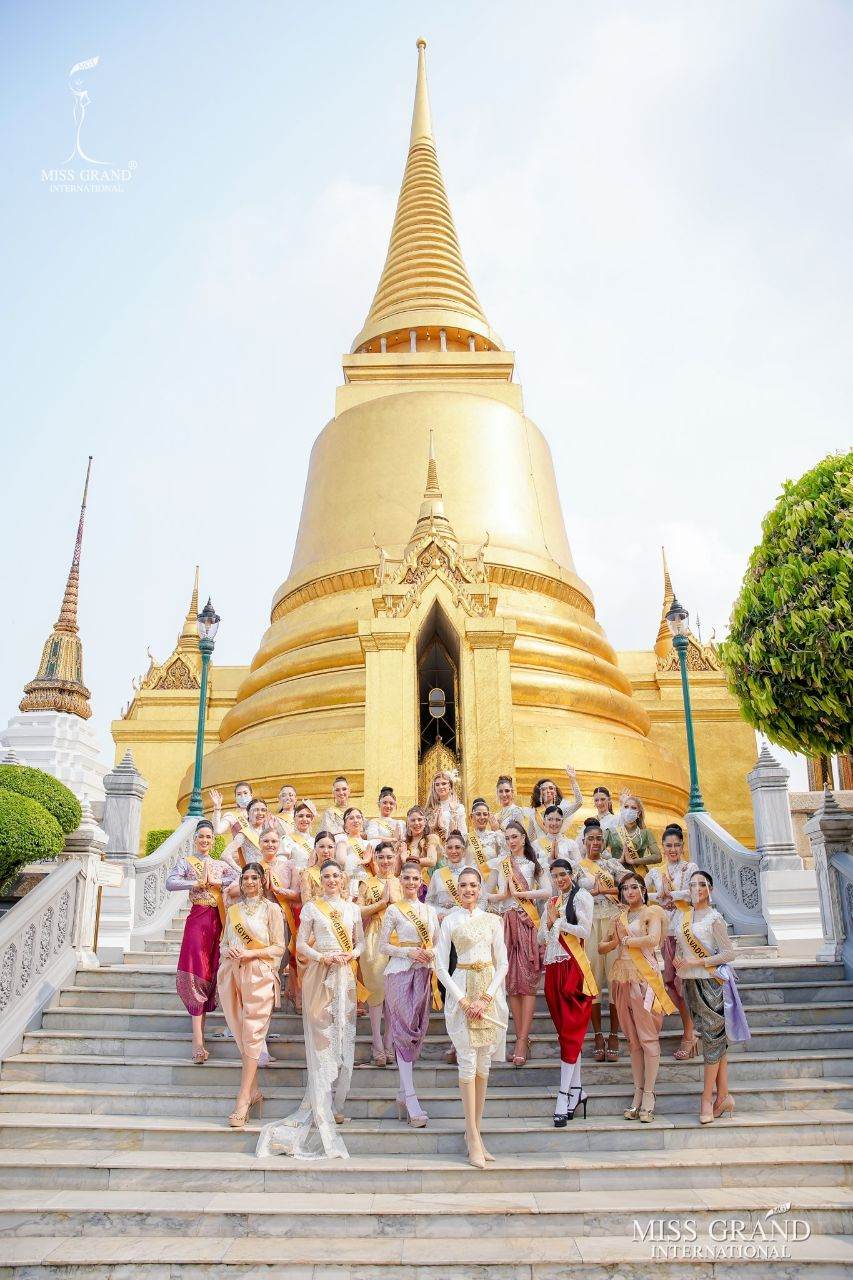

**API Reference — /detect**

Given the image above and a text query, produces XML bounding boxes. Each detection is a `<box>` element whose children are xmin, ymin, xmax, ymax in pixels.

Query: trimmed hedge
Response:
<box><xmin>0</xmin><ymin>788</ymin><xmax>65</xmax><ymax>892</ymax></box>
<box><xmin>0</xmin><ymin>765</ymin><xmax>81</xmax><ymax>836</ymax></box>
<box><xmin>144</xmin><ymin>827</ymin><xmax>225</xmax><ymax>858</ymax></box>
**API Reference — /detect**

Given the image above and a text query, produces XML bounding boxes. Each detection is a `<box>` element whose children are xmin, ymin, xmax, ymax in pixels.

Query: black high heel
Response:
<box><xmin>553</xmin><ymin>1089</ymin><xmax>570</xmax><ymax>1128</ymax></box>
<box><xmin>567</xmin><ymin>1087</ymin><xmax>588</xmax><ymax>1120</ymax></box>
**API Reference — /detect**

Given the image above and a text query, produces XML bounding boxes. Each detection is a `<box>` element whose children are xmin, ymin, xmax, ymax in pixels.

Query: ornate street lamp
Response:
<box><xmin>666</xmin><ymin>595</ymin><xmax>705</xmax><ymax>813</ymax></box>
<box><xmin>187</xmin><ymin>598</ymin><xmax>220</xmax><ymax>817</ymax></box>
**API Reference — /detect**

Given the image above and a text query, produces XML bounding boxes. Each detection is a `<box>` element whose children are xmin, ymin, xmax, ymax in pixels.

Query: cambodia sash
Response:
<box><xmin>227</xmin><ymin>902</ymin><xmax>267</xmax><ymax>950</ymax></box>
<box><xmin>186</xmin><ymin>855</ymin><xmax>225</xmax><ymax>925</ymax></box>
<box><xmin>618</xmin><ymin>911</ymin><xmax>676</xmax><ymax>1015</ymax></box>
<box><xmin>551</xmin><ymin>897</ymin><xmax>598</xmax><ymax>998</ymax></box>
<box><xmin>682</xmin><ymin>914</ymin><xmax>724</xmax><ymax>984</ymax></box>
<box><xmin>391</xmin><ymin>903</ymin><xmax>442</xmax><ymax>1011</ymax></box>
<box><xmin>313</xmin><ymin>899</ymin><xmax>368</xmax><ymax>1001</ymax></box>
<box><xmin>501</xmin><ymin>857</ymin><xmax>540</xmax><ymax>926</ymax></box>
<box><xmin>439</xmin><ymin>866</ymin><xmax>463</xmax><ymax>907</ymax></box>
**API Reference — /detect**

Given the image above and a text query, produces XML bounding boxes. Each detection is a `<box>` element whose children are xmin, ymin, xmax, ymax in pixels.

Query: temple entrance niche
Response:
<box><xmin>416</xmin><ymin>600</ymin><xmax>462</xmax><ymax>804</ymax></box>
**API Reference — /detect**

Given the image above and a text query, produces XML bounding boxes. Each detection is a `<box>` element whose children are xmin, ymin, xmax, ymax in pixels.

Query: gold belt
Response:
<box><xmin>456</xmin><ymin>960</ymin><xmax>490</xmax><ymax>972</ymax></box>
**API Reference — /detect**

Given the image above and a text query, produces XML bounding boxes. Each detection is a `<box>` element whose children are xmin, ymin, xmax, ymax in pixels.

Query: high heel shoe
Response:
<box><xmin>512</xmin><ymin>1035</ymin><xmax>530</xmax><ymax>1067</ymax></box>
<box><xmin>605</xmin><ymin>1033</ymin><xmax>619</xmax><ymax>1062</ymax></box>
<box><xmin>624</xmin><ymin>1092</ymin><xmax>642</xmax><ymax>1121</ymax></box>
<box><xmin>372</xmin><ymin>1049</ymin><xmax>387</xmax><ymax>1068</ymax></box>
<box><xmin>673</xmin><ymin>1035</ymin><xmax>700</xmax><ymax>1061</ymax></box>
<box><xmin>402</xmin><ymin>1093</ymin><xmax>428</xmax><ymax>1128</ymax></box>
<box><xmin>567</xmin><ymin>1087</ymin><xmax>588</xmax><ymax>1120</ymax></box>
<box><xmin>228</xmin><ymin>1093</ymin><xmax>263</xmax><ymax>1128</ymax></box>
<box><xmin>713</xmin><ymin>1093</ymin><xmax>735</xmax><ymax>1119</ymax></box>
<box><xmin>465</xmin><ymin>1128</ymin><xmax>487</xmax><ymax>1170</ymax></box>
<box><xmin>593</xmin><ymin>1033</ymin><xmax>606</xmax><ymax>1062</ymax></box>
<box><xmin>638</xmin><ymin>1091</ymin><xmax>655</xmax><ymax>1123</ymax></box>
<box><xmin>553</xmin><ymin>1089</ymin><xmax>570</xmax><ymax>1128</ymax></box>
<box><xmin>699</xmin><ymin>1101</ymin><xmax>715</xmax><ymax>1124</ymax></box>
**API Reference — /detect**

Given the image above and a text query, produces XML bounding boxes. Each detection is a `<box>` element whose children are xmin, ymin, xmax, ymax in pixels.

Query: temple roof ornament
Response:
<box><xmin>351</xmin><ymin>39</ymin><xmax>503</xmax><ymax>354</ymax></box>
<box><xmin>20</xmin><ymin>457</ymin><xmax>94</xmax><ymax>720</ymax></box>
<box><xmin>655</xmin><ymin>546</ymin><xmax>721</xmax><ymax>673</ymax></box>
<box><xmin>134</xmin><ymin>567</ymin><xmax>202</xmax><ymax>699</ymax></box>
<box><xmin>372</xmin><ymin>432</ymin><xmax>494</xmax><ymax>619</ymax></box>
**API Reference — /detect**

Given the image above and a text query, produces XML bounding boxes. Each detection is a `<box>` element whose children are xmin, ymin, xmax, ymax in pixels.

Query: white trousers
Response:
<box><xmin>456</xmin><ymin>1044</ymin><xmax>494</xmax><ymax>1082</ymax></box>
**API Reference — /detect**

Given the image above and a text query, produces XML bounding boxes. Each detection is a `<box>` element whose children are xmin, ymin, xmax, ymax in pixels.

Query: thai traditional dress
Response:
<box><xmin>538</xmin><ymin>887</ymin><xmax>595</xmax><ymax>1062</ymax></box>
<box><xmin>284</xmin><ymin>831</ymin><xmax>315</xmax><ymax>870</ymax></box>
<box><xmin>579</xmin><ymin>852</ymin><xmax>625</xmax><ymax>1000</ymax></box>
<box><xmin>365</xmin><ymin>816</ymin><xmax>406</xmax><ymax>842</ymax></box>
<box><xmin>321</xmin><ymin>806</ymin><xmax>347</xmax><ymax>837</ymax></box>
<box><xmin>646</xmin><ymin>857</ymin><xmax>698</xmax><ymax>1000</ymax></box>
<box><xmin>167</xmin><ymin>855</ymin><xmax>237</xmax><ymax>1016</ymax></box>
<box><xmin>525</xmin><ymin>778</ymin><xmax>583</xmax><ymax>843</ymax></box>
<box><xmin>673</xmin><ymin>908</ymin><xmax>742</xmax><ymax>1062</ymax></box>
<box><xmin>494</xmin><ymin>855</ymin><xmax>551</xmax><ymax>997</ymax></box>
<box><xmin>216</xmin><ymin>897</ymin><xmax>285</xmax><ymax>1059</ymax></box>
<box><xmin>609</xmin><ymin>906</ymin><xmax>672</xmax><ymax>1075</ymax></box>
<box><xmin>533</xmin><ymin>833</ymin><xmax>580</xmax><ymax>871</ymax></box>
<box><xmin>427</xmin><ymin>797</ymin><xmax>468</xmax><ymax>841</ymax></box>
<box><xmin>379</xmin><ymin>900</ymin><xmax>440</xmax><ymax>1064</ymax></box>
<box><xmin>434</xmin><ymin>906</ymin><xmax>509</xmax><ymax>1077</ymax></box>
<box><xmin>358</xmin><ymin>874</ymin><xmax>402</xmax><ymax>1006</ymax></box>
<box><xmin>255</xmin><ymin>896</ymin><xmax>364</xmax><ymax>1160</ymax></box>
<box><xmin>605</xmin><ymin>825</ymin><xmax>662</xmax><ymax>880</ymax></box>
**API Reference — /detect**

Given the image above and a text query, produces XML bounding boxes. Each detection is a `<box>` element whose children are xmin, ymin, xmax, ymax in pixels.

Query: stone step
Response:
<box><xmin>1</xmin><ymin>1075</ymin><xmax>850</xmax><ymax>1120</ymax></box>
<box><xmin>1</xmin><ymin>1108</ymin><xmax>850</xmax><ymax>1155</ymax></box>
<box><xmin>3</xmin><ymin>1233</ymin><xmax>850</xmax><ymax>1276</ymax></box>
<box><xmin>58</xmin><ymin>977</ymin><xmax>853</xmax><ymax>1009</ymax></box>
<box><xmin>20</xmin><ymin>1022</ymin><xmax>853</xmax><ymax>1061</ymax></box>
<box><xmin>7</xmin><ymin>1046</ymin><xmax>853</xmax><ymax>1088</ymax></box>
<box><xmin>1</xmin><ymin>1144</ymin><xmax>849</xmax><ymax>1193</ymax></box>
<box><xmin>1</xmin><ymin>1185</ymin><xmax>850</xmax><ymax>1239</ymax></box>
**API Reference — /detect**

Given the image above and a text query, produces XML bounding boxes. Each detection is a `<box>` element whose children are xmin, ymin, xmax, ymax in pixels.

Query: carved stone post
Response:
<box><xmin>807</xmin><ymin>790</ymin><xmax>853</xmax><ymax>967</ymax></box>
<box><xmin>748</xmin><ymin>743</ymin><xmax>799</xmax><ymax>864</ymax></box>
<box><xmin>59</xmin><ymin>800</ymin><xmax>108</xmax><ymax>967</ymax></box>
<box><xmin>98</xmin><ymin>751</ymin><xmax>148</xmax><ymax>962</ymax></box>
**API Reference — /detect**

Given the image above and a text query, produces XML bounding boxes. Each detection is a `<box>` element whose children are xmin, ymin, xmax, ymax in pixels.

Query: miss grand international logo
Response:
<box><xmin>41</xmin><ymin>56</ymin><xmax>136</xmax><ymax>193</ymax></box>
<box><xmin>633</xmin><ymin>1203</ymin><xmax>811</xmax><ymax>1262</ymax></box>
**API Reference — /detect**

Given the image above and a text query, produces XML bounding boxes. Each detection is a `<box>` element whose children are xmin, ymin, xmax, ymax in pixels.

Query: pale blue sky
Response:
<box><xmin>2</xmin><ymin>1</ymin><xmax>851</xmax><ymax>790</ymax></box>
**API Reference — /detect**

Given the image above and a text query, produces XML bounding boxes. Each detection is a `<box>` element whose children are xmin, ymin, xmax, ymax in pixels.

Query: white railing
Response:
<box><xmin>0</xmin><ymin>860</ymin><xmax>81</xmax><ymax>1059</ymax></box>
<box><xmin>686</xmin><ymin>811</ymin><xmax>767</xmax><ymax>939</ymax></box>
<box><xmin>130</xmin><ymin>817</ymin><xmax>196</xmax><ymax>945</ymax></box>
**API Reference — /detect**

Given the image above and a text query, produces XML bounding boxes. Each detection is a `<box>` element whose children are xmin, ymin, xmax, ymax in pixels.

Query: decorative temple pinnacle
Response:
<box><xmin>20</xmin><ymin>457</ymin><xmax>94</xmax><ymax>719</ymax></box>
<box><xmin>413</xmin><ymin>431</ymin><xmax>455</xmax><ymax>540</ymax></box>
<box><xmin>177</xmin><ymin>565</ymin><xmax>201</xmax><ymax>651</ymax></box>
<box><xmin>654</xmin><ymin>546</ymin><xmax>676</xmax><ymax>661</ymax></box>
<box><xmin>351</xmin><ymin>40</ymin><xmax>502</xmax><ymax>353</ymax></box>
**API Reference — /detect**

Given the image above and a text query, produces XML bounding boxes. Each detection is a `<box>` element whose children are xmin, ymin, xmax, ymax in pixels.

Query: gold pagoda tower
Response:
<box><xmin>181</xmin><ymin>40</ymin><xmax>690</xmax><ymax>828</ymax></box>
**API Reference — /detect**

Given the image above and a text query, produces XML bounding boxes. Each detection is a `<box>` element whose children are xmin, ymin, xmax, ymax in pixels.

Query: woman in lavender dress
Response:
<box><xmin>166</xmin><ymin>819</ymin><xmax>237</xmax><ymax>1063</ymax></box>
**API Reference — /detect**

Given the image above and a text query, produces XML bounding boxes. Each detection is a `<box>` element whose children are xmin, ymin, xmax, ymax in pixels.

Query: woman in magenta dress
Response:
<box><xmin>166</xmin><ymin>819</ymin><xmax>237</xmax><ymax>1063</ymax></box>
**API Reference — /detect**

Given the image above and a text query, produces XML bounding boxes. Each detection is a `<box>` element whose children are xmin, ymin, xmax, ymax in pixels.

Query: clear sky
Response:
<box><xmin>2</xmin><ymin>1</ymin><xmax>851</xmax><ymax>791</ymax></box>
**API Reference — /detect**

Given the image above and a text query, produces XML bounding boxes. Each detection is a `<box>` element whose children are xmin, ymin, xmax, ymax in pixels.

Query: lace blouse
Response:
<box><xmin>378</xmin><ymin>901</ymin><xmax>439</xmax><ymax>975</ymax></box>
<box><xmin>537</xmin><ymin>888</ymin><xmax>594</xmax><ymax>965</ymax></box>
<box><xmin>166</xmin><ymin>856</ymin><xmax>237</xmax><ymax>906</ymax></box>
<box><xmin>673</xmin><ymin>908</ymin><xmax>735</xmax><ymax>979</ymax></box>
<box><xmin>296</xmin><ymin>898</ymin><xmax>365</xmax><ymax>961</ymax></box>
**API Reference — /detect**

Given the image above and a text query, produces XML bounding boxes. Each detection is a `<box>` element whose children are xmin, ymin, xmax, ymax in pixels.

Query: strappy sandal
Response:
<box><xmin>512</xmin><ymin>1035</ymin><xmax>530</xmax><ymax>1067</ymax></box>
<box><xmin>674</xmin><ymin>1035</ymin><xmax>700</xmax><ymax>1061</ymax></box>
<box><xmin>593</xmin><ymin>1033</ymin><xmax>606</xmax><ymax>1062</ymax></box>
<box><xmin>191</xmin><ymin>1047</ymin><xmax>209</xmax><ymax>1065</ymax></box>
<box><xmin>553</xmin><ymin>1089</ymin><xmax>570</xmax><ymax>1128</ymax></box>
<box><xmin>605</xmin><ymin>1033</ymin><xmax>619</xmax><ymax>1062</ymax></box>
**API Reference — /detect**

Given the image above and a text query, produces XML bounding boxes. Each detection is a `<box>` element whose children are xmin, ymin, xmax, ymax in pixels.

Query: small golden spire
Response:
<box><xmin>410</xmin><ymin>38</ymin><xmax>433</xmax><ymax>146</ymax></box>
<box><xmin>20</xmin><ymin>457</ymin><xmax>93</xmax><ymax>719</ymax></box>
<box><xmin>654</xmin><ymin>546</ymin><xmax>676</xmax><ymax>661</ymax></box>
<box><xmin>412</xmin><ymin>432</ymin><xmax>455</xmax><ymax>542</ymax></box>
<box><xmin>177</xmin><ymin>565</ymin><xmax>200</xmax><ymax>651</ymax></box>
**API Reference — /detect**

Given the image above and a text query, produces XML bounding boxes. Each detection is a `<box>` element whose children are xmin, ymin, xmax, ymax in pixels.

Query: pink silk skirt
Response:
<box><xmin>176</xmin><ymin>904</ymin><xmax>221</xmax><ymax>1016</ymax></box>
<box><xmin>384</xmin><ymin>967</ymin><xmax>432</xmax><ymax>1064</ymax></box>
<box><xmin>504</xmin><ymin>909</ymin><xmax>543</xmax><ymax>997</ymax></box>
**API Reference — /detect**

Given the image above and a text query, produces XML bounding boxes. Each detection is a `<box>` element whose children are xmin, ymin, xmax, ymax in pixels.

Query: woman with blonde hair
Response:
<box><xmin>217</xmin><ymin>861</ymin><xmax>285</xmax><ymax>1127</ymax></box>
<box><xmin>403</xmin><ymin>805</ymin><xmax>442</xmax><ymax>894</ymax></box>
<box><xmin>605</xmin><ymin>793</ymin><xmax>661</xmax><ymax>879</ymax></box>
<box><xmin>426</xmin><ymin>770</ymin><xmax>467</xmax><ymax>841</ymax></box>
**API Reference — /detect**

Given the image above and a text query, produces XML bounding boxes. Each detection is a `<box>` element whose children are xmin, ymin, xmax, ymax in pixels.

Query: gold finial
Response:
<box><xmin>413</xmin><ymin>433</ymin><xmax>454</xmax><ymax>539</ymax></box>
<box><xmin>177</xmin><ymin>565</ymin><xmax>201</xmax><ymax>650</ymax></box>
<box><xmin>416</xmin><ymin>37</ymin><xmax>427</xmax><ymax>50</ymax></box>
<box><xmin>20</xmin><ymin>457</ymin><xmax>94</xmax><ymax>719</ymax></box>
<box><xmin>654</xmin><ymin>546</ymin><xmax>677</xmax><ymax>661</ymax></box>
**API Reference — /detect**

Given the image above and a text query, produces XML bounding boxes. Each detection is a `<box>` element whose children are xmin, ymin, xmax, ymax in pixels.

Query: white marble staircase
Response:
<box><xmin>1</xmin><ymin>906</ymin><xmax>852</xmax><ymax>1277</ymax></box>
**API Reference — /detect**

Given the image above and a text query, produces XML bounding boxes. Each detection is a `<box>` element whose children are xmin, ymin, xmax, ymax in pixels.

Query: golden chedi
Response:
<box><xmin>180</xmin><ymin>40</ymin><xmax>690</xmax><ymax>829</ymax></box>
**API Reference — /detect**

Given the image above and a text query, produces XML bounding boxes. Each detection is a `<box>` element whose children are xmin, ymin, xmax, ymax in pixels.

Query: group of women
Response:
<box><xmin>167</xmin><ymin>766</ymin><xmax>749</xmax><ymax>1163</ymax></box>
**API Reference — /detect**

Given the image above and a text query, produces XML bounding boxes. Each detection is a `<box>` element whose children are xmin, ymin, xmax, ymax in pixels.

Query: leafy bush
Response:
<box><xmin>0</xmin><ymin>765</ymin><xmax>81</xmax><ymax>836</ymax></box>
<box><xmin>0</xmin><ymin>789</ymin><xmax>65</xmax><ymax>892</ymax></box>
<box><xmin>720</xmin><ymin>451</ymin><xmax>853</xmax><ymax>757</ymax></box>
<box><xmin>144</xmin><ymin>827</ymin><xmax>225</xmax><ymax>858</ymax></box>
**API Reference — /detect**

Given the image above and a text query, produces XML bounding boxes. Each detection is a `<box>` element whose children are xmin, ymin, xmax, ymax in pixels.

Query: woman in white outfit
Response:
<box><xmin>255</xmin><ymin>860</ymin><xmax>365</xmax><ymax>1161</ymax></box>
<box><xmin>646</xmin><ymin>823</ymin><xmax>699</xmax><ymax>1060</ymax></box>
<box><xmin>435</xmin><ymin>868</ymin><xmax>509</xmax><ymax>1170</ymax></box>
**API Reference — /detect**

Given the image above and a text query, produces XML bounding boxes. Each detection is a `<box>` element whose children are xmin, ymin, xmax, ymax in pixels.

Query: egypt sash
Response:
<box><xmin>391</xmin><ymin>903</ymin><xmax>442</xmax><ymax>1011</ymax></box>
<box><xmin>663</xmin><ymin>865</ymin><xmax>692</xmax><ymax>921</ymax></box>
<box><xmin>551</xmin><ymin>897</ymin><xmax>598</xmax><ymax>998</ymax></box>
<box><xmin>186</xmin><ymin>855</ymin><xmax>226</xmax><ymax>925</ymax></box>
<box><xmin>682</xmin><ymin>914</ymin><xmax>725</xmax><ymax>984</ymax></box>
<box><xmin>581</xmin><ymin>858</ymin><xmax>617</xmax><ymax>894</ymax></box>
<box><xmin>312</xmin><ymin>898</ymin><xmax>369</xmax><ymax>1001</ymax></box>
<box><xmin>267</xmin><ymin>865</ymin><xmax>298</xmax><ymax>958</ymax></box>
<box><xmin>618</xmin><ymin>911</ymin><xmax>676</xmax><ymax>1015</ymax></box>
<box><xmin>439</xmin><ymin>865</ymin><xmax>463</xmax><ymax>907</ymax></box>
<box><xmin>501</xmin><ymin>857</ymin><xmax>540</xmax><ymax>926</ymax></box>
<box><xmin>467</xmin><ymin>830</ymin><xmax>492</xmax><ymax>875</ymax></box>
<box><xmin>227</xmin><ymin>902</ymin><xmax>267</xmax><ymax>950</ymax></box>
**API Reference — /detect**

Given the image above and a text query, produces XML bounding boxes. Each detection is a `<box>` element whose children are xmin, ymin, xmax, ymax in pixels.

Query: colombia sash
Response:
<box><xmin>186</xmin><ymin>854</ymin><xmax>226</xmax><ymax>925</ymax></box>
<box><xmin>267</xmin><ymin>865</ymin><xmax>298</xmax><ymax>959</ymax></box>
<box><xmin>552</xmin><ymin>901</ymin><xmax>599</xmax><ymax>999</ymax></box>
<box><xmin>439</xmin><ymin>865</ymin><xmax>463</xmax><ymax>907</ymax></box>
<box><xmin>390</xmin><ymin>903</ymin><xmax>442</xmax><ymax>1011</ymax></box>
<box><xmin>501</xmin><ymin>857</ymin><xmax>540</xmax><ymax>926</ymax></box>
<box><xmin>227</xmin><ymin>902</ymin><xmax>267</xmax><ymax>950</ymax></box>
<box><xmin>682</xmin><ymin>913</ymin><xmax>725</xmax><ymax>984</ymax></box>
<box><xmin>618</xmin><ymin>911</ymin><xmax>676</xmax><ymax>1015</ymax></box>
<box><xmin>313</xmin><ymin>898</ymin><xmax>369</xmax><ymax>1001</ymax></box>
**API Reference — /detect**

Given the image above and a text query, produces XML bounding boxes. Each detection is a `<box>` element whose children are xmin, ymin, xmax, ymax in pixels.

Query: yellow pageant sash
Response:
<box><xmin>616</xmin><ymin>825</ymin><xmax>649</xmax><ymax>880</ymax></box>
<box><xmin>553</xmin><ymin>915</ymin><xmax>599</xmax><ymax>1000</ymax></box>
<box><xmin>312</xmin><ymin>898</ymin><xmax>369</xmax><ymax>1001</ymax></box>
<box><xmin>682</xmin><ymin>915</ymin><xmax>724</xmax><ymax>984</ymax></box>
<box><xmin>618</xmin><ymin>911</ymin><xmax>676</xmax><ymax>1015</ymax></box>
<box><xmin>390</xmin><ymin>903</ymin><xmax>442</xmax><ymax>1011</ymax></box>
<box><xmin>662</xmin><ymin>866</ymin><xmax>692</xmax><ymax>921</ymax></box>
<box><xmin>186</xmin><ymin>855</ymin><xmax>226</xmax><ymax>925</ymax></box>
<box><xmin>362</xmin><ymin>875</ymin><xmax>387</xmax><ymax>907</ymax></box>
<box><xmin>302</xmin><ymin>865</ymin><xmax>322</xmax><ymax>898</ymax></box>
<box><xmin>268</xmin><ymin>867</ymin><xmax>298</xmax><ymax>959</ymax></box>
<box><xmin>227</xmin><ymin>902</ymin><xmax>267</xmax><ymax>950</ymax></box>
<box><xmin>581</xmin><ymin>858</ymin><xmax>617</xmax><ymax>894</ymax></box>
<box><xmin>501</xmin><ymin>857</ymin><xmax>540</xmax><ymax>926</ymax></box>
<box><xmin>467</xmin><ymin>830</ymin><xmax>492</xmax><ymax>875</ymax></box>
<box><xmin>439</xmin><ymin>866</ymin><xmax>463</xmax><ymax>906</ymax></box>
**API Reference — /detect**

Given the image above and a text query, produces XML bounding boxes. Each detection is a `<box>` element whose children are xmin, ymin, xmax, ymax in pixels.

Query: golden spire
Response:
<box><xmin>351</xmin><ymin>39</ymin><xmax>501</xmax><ymax>354</ymax></box>
<box><xmin>20</xmin><ymin>457</ymin><xmax>93</xmax><ymax>719</ymax></box>
<box><xmin>176</xmin><ymin>565</ymin><xmax>200</xmax><ymax>652</ymax></box>
<box><xmin>410</xmin><ymin>430</ymin><xmax>456</xmax><ymax>544</ymax></box>
<box><xmin>654</xmin><ymin>546</ymin><xmax>676</xmax><ymax>661</ymax></box>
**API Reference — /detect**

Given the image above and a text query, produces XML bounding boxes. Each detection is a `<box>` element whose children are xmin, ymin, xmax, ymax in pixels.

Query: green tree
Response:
<box><xmin>0</xmin><ymin>790</ymin><xmax>65</xmax><ymax>892</ymax></box>
<box><xmin>720</xmin><ymin>450</ymin><xmax>852</xmax><ymax>758</ymax></box>
<box><xmin>0</xmin><ymin>765</ymin><xmax>81</xmax><ymax>835</ymax></box>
